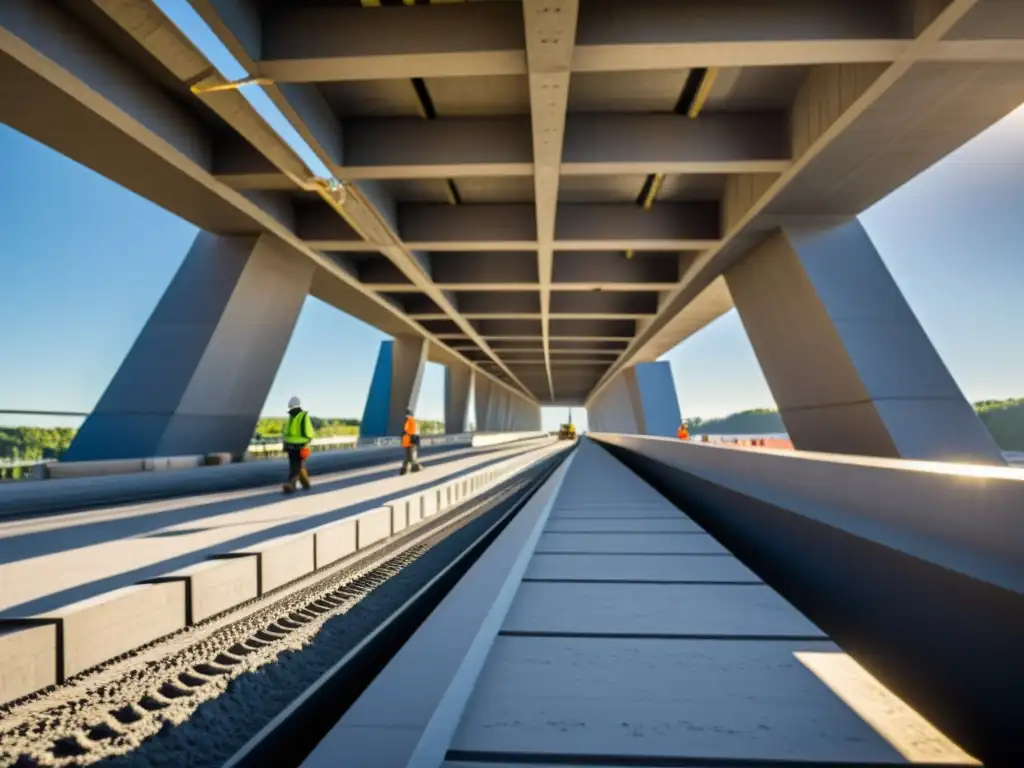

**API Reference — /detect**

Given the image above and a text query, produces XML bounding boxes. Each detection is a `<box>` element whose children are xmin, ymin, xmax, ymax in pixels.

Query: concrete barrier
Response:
<box><xmin>357</xmin><ymin>507</ymin><xmax>392</xmax><ymax>548</ymax></box>
<box><xmin>0</xmin><ymin>624</ymin><xmax>57</xmax><ymax>703</ymax></box>
<box><xmin>589</xmin><ymin>433</ymin><xmax>1024</xmax><ymax>762</ymax></box>
<box><xmin>42</xmin><ymin>582</ymin><xmax>185</xmax><ymax>680</ymax></box>
<box><xmin>390</xmin><ymin>499</ymin><xmax>409</xmax><ymax>534</ymax></box>
<box><xmin>470</xmin><ymin>432</ymin><xmax>548</xmax><ymax>448</ymax></box>
<box><xmin>148</xmin><ymin>558</ymin><xmax>259</xmax><ymax>624</ymax></box>
<box><xmin>313</xmin><ymin>518</ymin><xmax>358</xmax><ymax>569</ymax></box>
<box><xmin>221</xmin><ymin>534</ymin><xmax>315</xmax><ymax>595</ymax></box>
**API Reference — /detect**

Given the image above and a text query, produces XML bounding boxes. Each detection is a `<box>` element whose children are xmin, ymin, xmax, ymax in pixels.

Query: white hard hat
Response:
<box><xmin>288</xmin><ymin>396</ymin><xmax>301</xmax><ymax>409</ymax></box>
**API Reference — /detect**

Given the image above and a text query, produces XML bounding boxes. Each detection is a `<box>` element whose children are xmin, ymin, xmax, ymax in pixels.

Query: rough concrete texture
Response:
<box><xmin>313</xmin><ymin>518</ymin><xmax>357</xmax><ymax>569</ymax></box>
<box><xmin>390</xmin><ymin>499</ymin><xmax>409</xmax><ymax>534</ymax></box>
<box><xmin>535</xmin><ymin>531</ymin><xmax>729</xmax><ymax>554</ymax></box>
<box><xmin>148</xmin><ymin>557</ymin><xmax>259</xmax><ymax>624</ymax></box>
<box><xmin>525</xmin><ymin>553</ymin><xmax>762</xmax><ymax>583</ymax></box>
<box><xmin>357</xmin><ymin>507</ymin><xmax>393</xmax><ymax>549</ymax></box>
<box><xmin>226</xmin><ymin>533</ymin><xmax>316</xmax><ymax>595</ymax></box>
<box><xmin>0</xmin><ymin>624</ymin><xmax>57</xmax><ymax>704</ymax></box>
<box><xmin>545</xmin><ymin>516</ymin><xmax>705</xmax><ymax>532</ymax></box>
<box><xmin>504</xmin><ymin>580</ymin><xmax>825</xmax><ymax>638</ymax></box>
<box><xmin>452</xmin><ymin>636</ymin><xmax>907</xmax><ymax>764</ymax></box>
<box><xmin>41</xmin><ymin>582</ymin><xmax>186</xmax><ymax>679</ymax></box>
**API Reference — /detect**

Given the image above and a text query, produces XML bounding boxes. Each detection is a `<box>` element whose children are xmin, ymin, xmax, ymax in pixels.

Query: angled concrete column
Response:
<box><xmin>726</xmin><ymin>219</ymin><xmax>1004</xmax><ymax>464</ymax></box>
<box><xmin>587</xmin><ymin>362</ymin><xmax>681</xmax><ymax>437</ymax></box>
<box><xmin>64</xmin><ymin>233</ymin><xmax>314</xmax><ymax>462</ymax></box>
<box><xmin>444</xmin><ymin>362</ymin><xmax>472</xmax><ymax>434</ymax></box>
<box><xmin>360</xmin><ymin>337</ymin><xmax>429</xmax><ymax>437</ymax></box>
<box><xmin>474</xmin><ymin>376</ymin><xmax>493</xmax><ymax>432</ymax></box>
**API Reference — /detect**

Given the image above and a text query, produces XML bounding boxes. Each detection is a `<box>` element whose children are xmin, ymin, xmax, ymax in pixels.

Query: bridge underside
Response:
<box><xmin>0</xmin><ymin>0</ymin><xmax>1019</xmax><ymax>461</ymax></box>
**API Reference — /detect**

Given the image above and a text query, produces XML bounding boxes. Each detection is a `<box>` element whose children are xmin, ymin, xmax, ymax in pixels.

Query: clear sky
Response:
<box><xmin>0</xmin><ymin>2</ymin><xmax>1022</xmax><ymax>434</ymax></box>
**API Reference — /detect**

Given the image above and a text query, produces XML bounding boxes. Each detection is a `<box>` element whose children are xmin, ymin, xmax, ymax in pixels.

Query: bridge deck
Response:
<box><xmin>306</xmin><ymin>439</ymin><xmax>977</xmax><ymax>767</ymax></box>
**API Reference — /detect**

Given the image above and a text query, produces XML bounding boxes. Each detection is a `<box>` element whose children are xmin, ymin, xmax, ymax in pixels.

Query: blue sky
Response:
<box><xmin>0</xmin><ymin>2</ymin><xmax>1022</xmax><ymax>433</ymax></box>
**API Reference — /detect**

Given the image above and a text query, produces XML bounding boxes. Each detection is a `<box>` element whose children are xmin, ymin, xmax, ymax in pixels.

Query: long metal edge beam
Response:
<box><xmin>585</xmin><ymin>0</ymin><xmax>983</xmax><ymax>408</ymax></box>
<box><xmin>183</xmin><ymin>0</ymin><xmax>538</xmax><ymax>406</ymax></box>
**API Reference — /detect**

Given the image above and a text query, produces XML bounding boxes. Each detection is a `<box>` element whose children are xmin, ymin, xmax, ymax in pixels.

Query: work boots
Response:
<box><xmin>282</xmin><ymin>482</ymin><xmax>296</xmax><ymax>494</ymax></box>
<box><xmin>299</xmin><ymin>468</ymin><xmax>312</xmax><ymax>490</ymax></box>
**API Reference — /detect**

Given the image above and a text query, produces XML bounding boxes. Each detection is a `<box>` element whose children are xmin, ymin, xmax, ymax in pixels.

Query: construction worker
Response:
<box><xmin>677</xmin><ymin>421</ymin><xmax>690</xmax><ymax>441</ymax></box>
<box><xmin>282</xmin><ymin>396</ymin><xmax>316</xmax><ymax>494</ymax></box>
<box><xmin>400</xmin><ymin>407</ymin><xmax>423</xmax><ymax>475</ymax></box>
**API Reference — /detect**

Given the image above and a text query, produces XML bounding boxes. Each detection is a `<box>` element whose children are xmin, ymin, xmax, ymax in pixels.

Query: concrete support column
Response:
<box><xmin>64</xmin><ymin>233</ymin><xmax>314</xmax><ymax>462</ymax></box>
<box><xmin>474</xmin><ymin>376</ymin><xmax>493</xmax><ymax>432</ymax></box>
<box><xmin>726</xmin><ymin>219</ymin><xmax>1003</xmax><ymax>464</ymax></box>
<box><xmin>444</xmin><ymin>362</ymin><xmax>472</xmax><ymax>434</ymax></box>
<box><xmin>360</xmin><ymin>337</ymin><xmax>429</xmax><ymax>438</ymax></box>
<box><xmin>586</xmin><ymin>361</ymin><xmax>681</xmax><ymax>437</ymax></box>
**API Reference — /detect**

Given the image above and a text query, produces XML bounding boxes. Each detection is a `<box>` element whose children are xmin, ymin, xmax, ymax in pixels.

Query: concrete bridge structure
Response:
<box><xmin>1</xmin><ymin>0</ymin><xmax>1020</xmax><ymax>465</ymax></box>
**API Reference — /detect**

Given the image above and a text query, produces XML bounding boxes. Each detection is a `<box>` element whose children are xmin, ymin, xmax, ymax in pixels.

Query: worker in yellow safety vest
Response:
<box><xmin>400</xmin><ymin>408</ymin><xmax>423</xmax><ymax>476</ymax></box>
<box><xmin>677</xmin><ymin>422</ymin><xmax>690</xmax><ymax>441</ymax></box>
<box><xmin>282</xmin><ymin>396</ymin><xmax>316</xmax><ymax>494</ymax></box>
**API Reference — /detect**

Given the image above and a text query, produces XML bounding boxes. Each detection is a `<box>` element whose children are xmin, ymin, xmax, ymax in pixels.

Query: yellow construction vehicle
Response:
<box><xmin>558</xmin><ymin>410</ymin><xmax>577</xmax><ymax>441</ymax></box>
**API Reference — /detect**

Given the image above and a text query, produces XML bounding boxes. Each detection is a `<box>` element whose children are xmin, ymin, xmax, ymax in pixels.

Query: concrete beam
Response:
<box><xmin>726</xmin><ymin>219</ymin><xmax>1004</xmax><ymax>465</ymax></box>
<box><xmin>236</xmin><ymin>114</ymin><xmax>786</xmax><ymax>184</ymax></box>
<box><xmin>360</xmin><ymin>337</ymin><xmax>429</xmax><ymax>438</ymax></box>
<box><xmin>239</xmin><ymin>0</ymin><xmax>966</xmax><ymax>85</ymax></box>
<box><xmin>64</xmin><ymin>233</ymin><xmax>314</xmax><ymax>462</ymax></box>
<box><xmin>523</xmin><ymin>0</ymin><xmax>580</xmax><ymax>402</ymax></box>
<box><xmin>398</xmin><ymin>203</ymin><xmax>720</xmax><ymax>251</ymax></box>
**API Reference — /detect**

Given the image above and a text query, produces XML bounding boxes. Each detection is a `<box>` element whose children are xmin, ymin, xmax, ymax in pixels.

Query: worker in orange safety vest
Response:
<box><xmin>400</xmin><ymin>408</ymin><xmax>423</xmax><ymax>475</ymax></box>
<box><xmin>677</xmin><ymin>422</ymin><xmax>690</xmax><ymax>441</ymax></box>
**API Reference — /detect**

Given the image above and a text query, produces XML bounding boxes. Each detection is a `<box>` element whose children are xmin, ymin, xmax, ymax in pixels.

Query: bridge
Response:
<box><xmin>1</xmin><ymin>1</ymin><xmax>1023</xmax><ymax>766</ymax></box>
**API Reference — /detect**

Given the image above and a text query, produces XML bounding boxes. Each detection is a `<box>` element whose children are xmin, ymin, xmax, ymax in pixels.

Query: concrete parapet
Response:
<box><xmin>0</xmin><ymin>624</ymin><xmax>58</xmax><ymax>704</ymax></box>
<box><xmin>221</xmin><ymin>534</ymin><xmax>315</xmax><ymax>595</ymax></box>
<box><xmin>35</xmin><ymin>582</ymin><xmax>186</xmax><ymax>680</ymax></box>
<box><xmin>314</xmin><ymin>518</ymin><xmax>358</xmax><ymax>569</ymax></box>
<box><xmin>148</xmin><ymin>558</ymin><xmax>259</xmax><ymax>624</ymax></box>
<box><xmin>471</xmin><ymin>432</ymin><xmax>547</xmax><ymax>448</ymax></box>
<box><xmin>390</xmin><ymin>499</ymin><xmax>409</xmax><ymax>534</ymax></box>
<box><xmin>357</xmin><ymin>507</ymin><xmax>392</xmax><ymax>548</ymax></box>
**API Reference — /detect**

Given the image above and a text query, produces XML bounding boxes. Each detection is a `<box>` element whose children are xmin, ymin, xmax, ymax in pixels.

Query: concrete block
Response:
<box><xmin>407</xmin><ymin>493</ymin><xmax>424</xmax><ymax>523</ymax></box>
<box><xmin>48</xmin><ymin>458</ymin><xmax>144</xmax><ymax>479</ymax></box>
<box><xmin>223</xmin><ymin>534</ymin><xmax>315</xmax><ymax>594</ymax></box>
<box><xmin>0</xmin><ymin>624</ymin><xmax>58</xmax><ymax>704</ymax></box>
<box><xmin>38</xmin><ymin>582</ymin><xmax>186</xmax><ymax>679</ymax></box>
<box><xmin>314</xmin><ymin>518</ymin><xmax>357</xmax><ymax>568</ymax></box>
<box><xmin>149</xmin><ymin>557</ymin><xmax>259</xmax><ymax>624</ymax></box>
<box><xmin>390</xmin><ymin>499</ymin><xmax>409</xmax><ymax>534</ymax></box>
<box><xmin>358</xmin><ymin>507</ymin><xmax>392</xmax><ymax>548</ymax></box>
<box><xmin>143</xmin><ymin>455</ymin><xmax>204</xmax><ymax>472</ymax></box>
<box><xmin>422</xmin><ymin>489</ymin><xmax>439</xmax><ymax>518</ymax></box>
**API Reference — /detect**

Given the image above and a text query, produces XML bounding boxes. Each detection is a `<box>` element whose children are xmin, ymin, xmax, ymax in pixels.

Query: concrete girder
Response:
<box><xmin>237</xmin><ymin>0</ymin><xmax>992</xmax><ymax>84</ymax></box>
<box><xmin>523</xmin><ymin>0</ymin><xmax>578</xmax><ymax>403</ymax></box>
<box><xmin>218</xmin><ymin>114</ymin><xmax>791</xmax><ymax>187</ymax></box>
<box><xmin>385</xmin><ymin>203</ymin><xmax>720</xmax><ymax>252</ymax></box>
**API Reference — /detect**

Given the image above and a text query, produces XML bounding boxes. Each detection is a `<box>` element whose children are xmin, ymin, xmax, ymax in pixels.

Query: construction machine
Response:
<box><xmin>558</xmin><ymin>409</ymin><xmax>577</xmax><ymax>441</ymax></box>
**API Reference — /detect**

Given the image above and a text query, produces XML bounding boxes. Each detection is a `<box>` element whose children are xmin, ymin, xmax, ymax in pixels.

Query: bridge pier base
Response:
<box><xmin>587</xmin><ymin>361</ymin><xmax>681</xmax><ymax>437</ymax></box>
<box><xmin>64</xmin><ymin>233</ymin><xmax>314</xmax><ymax>462</ymax></box>
<box><xmin>726</xmin><ymin>218</ymin><xmax>1004</xmax><ymax>464</ymax></box>
<box><xmin>360</xmin><ymin>337</ymin><xmax>428</xmax><ymax>438</ymax></box>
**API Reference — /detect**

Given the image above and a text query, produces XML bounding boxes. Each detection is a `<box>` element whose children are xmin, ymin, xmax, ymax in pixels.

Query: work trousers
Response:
<box><xmin>285</xmin><ymin>445</ymin><xmax>311</xmax><ymax>490</ymax></box>
<box><xmin>400</xmin><ymin>445</ymin><xmax>422</xmax><ymax>475</ymax></box>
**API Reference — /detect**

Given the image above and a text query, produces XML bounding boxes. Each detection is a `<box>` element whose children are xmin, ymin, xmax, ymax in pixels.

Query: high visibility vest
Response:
<box><xmin>402</xmin><ymin>416</ymin><xmax>418</xmax><ymax>448</ymax></box>
<box><xmin>677</xmin><ymin>427</ymin><xmax>689</xmax><ymax>440</ymax></box>
<box><xmin>284</xmin><ymin>410</ymin><xmax>314</xmax><ymax>445</ymax></box>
